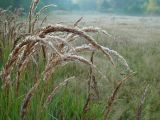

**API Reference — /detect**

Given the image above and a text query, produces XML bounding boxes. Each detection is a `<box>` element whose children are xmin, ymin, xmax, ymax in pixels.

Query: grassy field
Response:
<box><xmin>0</xmin><ymin>12</ymin><xmax>160</xmax><ymax>120</ymax></box>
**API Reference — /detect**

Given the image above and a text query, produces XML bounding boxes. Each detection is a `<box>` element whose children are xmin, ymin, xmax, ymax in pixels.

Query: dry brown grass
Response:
<box><xmin>104</xmin><ymin>73</ymin><xmax>135</xmax><ymax>120</ymax></box>
<box><xmin>136</xmin><ymin>84</ymin><xmax>150</xmax><ymax>120</ymax></box>
<box><xmin>0</xmin><ymin>0</ymin><xmax>133</xmax><ymax>119</ymax></box>
<box><xmin>1</xmin><ymin>22</ymin><xmax>131</xmax><ymax>119</ymax></box>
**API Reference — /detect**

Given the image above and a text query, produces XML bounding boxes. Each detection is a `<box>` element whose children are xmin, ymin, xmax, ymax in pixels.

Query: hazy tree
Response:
<box><xmin>0</xmin><ymin>0</ymin><xmax>14</xmax><ymax>9</ymax></box>
<box><xmin>0</xmin><ymin>0</ymin><xmax>160</xmax><ymax>15</ymax></box>
<box><xmin>75</xmin><ymin>0</ymin><xmax>97</xmax><ymax>11</ymax></box>
<box><xmin>96</xmin><ymin>0</ymin><xmax>111</xmax><ymax>12</ymax></box>
<box><xmin>145</xmin><ymin>0</ymin><xmax>159</xmax><ymax>13</ymax></box>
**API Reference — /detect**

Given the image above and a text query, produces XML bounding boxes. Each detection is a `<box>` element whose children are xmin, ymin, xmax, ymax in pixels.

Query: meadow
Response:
<box><xmin>0</xmin><ymin>6</ymin><xmax>160</xmax><ymax>120</ymax></box>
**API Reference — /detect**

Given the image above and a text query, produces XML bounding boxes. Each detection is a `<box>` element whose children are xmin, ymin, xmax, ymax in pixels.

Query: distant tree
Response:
<box><xmin>126</xmin><ymin>0</ymin><xmax>146</xmax><ymax>14</ymax></box>
<box><xmin>97</xmin><ymin>0</ymin><xmax>111</xmax><ymax>12</ymax></box>
<box><xmin>59</xmin><ymin>0</ymin><xmax>73</xmax><ymax>10</ymax></box>
<box><xmin>145</xmin><ymin>0</ymin><xmax>159</xmax><ymax>14</ymax></box>
<box><xmin>71</xmin><ymin>3</ymin><xmax>80</xmax><ymax>11</ymax></box>
<box><xmin>75</xmin><ymin>0</ymin><xmax>97</xmax><ymax>11</ymax></box>
<box><xmin>0</xmin><ymin>0</ymin><xmax>160</xmax><ymax>15</ymax></box>
<box><xmin>108</xmin><ymin>0</ymin><xmax>148</xmax><ymax>14</ymax></box>
<box><xmin>0</xmin><ymin>0</ymin><xmax>14</xmax><ymax>9</ymax></box>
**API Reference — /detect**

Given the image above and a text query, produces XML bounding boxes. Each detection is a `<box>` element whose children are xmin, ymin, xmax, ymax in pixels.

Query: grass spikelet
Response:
<box><xmin>104</xmin><ymin>72</ymin><xmax>135</xmax><ymax>120</ymax></box>
<box><xmin>136</xmin><ymin>84</ymin><xmax>150</xmax><ymax>120</ymax></box>
<box><xmin>43</xmin><ymin>56</ymin><xmax>61</xmax><ymax>81</ymax></box>
<box><xmin>15</xmin><ymin>43</ymin><xmax>37</xmax><ymax>94</ymax></box>
<box><xmin>1</xmin><ymin>41</ymin><xmax>31</xmax><ymax>88</ymax></box>
<box><xmin>81</xmin><ymin>52</ymin><xmax>98</xmax><ymax>120</ymax></box>
<box><xmin>32</xmin><ymin>4</ymin><xmax>57</xmax><ymax>33</ymax></box>
<box><xmin>39</xmin><ymin>24</ymin><xmax>115</xmax><ymax>65</ymax></box>
<box><xmin>20</xmin><ymin>77</ymin><xmax>40</xmax><ymax>120</ymax></box>
<box><xmin>74</xmin><ymin>17</ymin><xmax>83</xmax><ymax>27</ymax></box>
<box><xmin>0</xmin><ymin>7</ymin><xmax>132</xmax><ymax>119</ymax></box>
<box><xmin>81</xmin><ymin>26</ymin><xmax>112</xmax><ymax>37</ymax></box>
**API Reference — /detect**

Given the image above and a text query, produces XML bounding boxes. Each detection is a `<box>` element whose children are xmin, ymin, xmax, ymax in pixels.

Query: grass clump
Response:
<box><xmin>1</xmin><ymin>0</ymin><xmax>160</xmax><ymax>120</ymax></box>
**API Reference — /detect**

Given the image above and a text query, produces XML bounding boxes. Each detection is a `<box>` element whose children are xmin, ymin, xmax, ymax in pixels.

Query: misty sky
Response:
<box><xmin>71</xmin><ymin>0</ymin><xmax>78</xmax><ymax>4</ymax></box>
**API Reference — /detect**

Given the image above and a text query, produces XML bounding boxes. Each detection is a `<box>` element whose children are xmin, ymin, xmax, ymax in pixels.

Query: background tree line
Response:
<box><xmin>0</xmin><ymin>0</ymin><xmax>160</xmax><ymax>15</ymax></box>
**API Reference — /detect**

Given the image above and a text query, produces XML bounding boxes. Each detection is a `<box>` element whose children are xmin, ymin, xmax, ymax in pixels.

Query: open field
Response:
<box><xmin>0</xmin><ymin>12</ymin><xmax>160</xmax><ymax>120</ymax></box>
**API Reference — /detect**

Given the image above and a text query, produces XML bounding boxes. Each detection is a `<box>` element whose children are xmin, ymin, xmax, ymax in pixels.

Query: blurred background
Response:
<box><xmin>0</xmin><ymin>0</ymin><xmax>160</xmax><ymax>15</ymax></box>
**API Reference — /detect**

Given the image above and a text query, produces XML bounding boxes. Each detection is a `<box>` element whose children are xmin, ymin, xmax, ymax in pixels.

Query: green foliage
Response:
<box><xmin>0</xmin><ymin>0</ymin><xmax>160</xmax><ymax>15</ymax></box>
<box><xmin>1</xmin><ymin>16</ymin><xmax>160</xmax><ymax>119</ymax></box>
<box><xmin>145</xmin><ymin>0</ymin><xmax>160</xmax><ymax>14</ymax></box>
<box><xmin>0</xmin><ymin>0</ymin><xmax>160</xmax><ymax>119</ymax></box>
<box><xmin>0</xmin><ymin>0</ymin><xmax>14</xmax><ymax>8</ymax></box>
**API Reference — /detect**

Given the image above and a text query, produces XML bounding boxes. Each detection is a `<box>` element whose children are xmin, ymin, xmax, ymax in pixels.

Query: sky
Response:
<box><xmin>71</xmin><ymin>0</ymin><xmax>79</xmax><ymax>4</ymax></box>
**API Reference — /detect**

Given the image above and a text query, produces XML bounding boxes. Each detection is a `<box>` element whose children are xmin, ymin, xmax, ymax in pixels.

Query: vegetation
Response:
<box><xmin>0</xmin><ymin>0</ymin><xmax>160</xmax><ymax>120</ymax></box>
<box><xmin>0</xmin><ymin>0</ymin><xmax>160</xmax><ymax>15</ymax></box>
